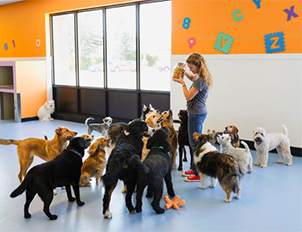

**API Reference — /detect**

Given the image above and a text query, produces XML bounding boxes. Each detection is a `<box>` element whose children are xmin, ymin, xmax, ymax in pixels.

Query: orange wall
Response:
<box><xmin>172</xmin><ymin>0</ymin><xmax>302</xmax><ymax>54</ymax></box>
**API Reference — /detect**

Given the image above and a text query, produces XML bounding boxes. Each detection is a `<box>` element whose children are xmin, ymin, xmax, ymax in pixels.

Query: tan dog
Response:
<box><xmin>207</xmin><ymin>129</ymin><xmax>217</xmax><ymax>145</ymax></box>
<box><xmin>224</xmin><ymin>125</ymin><xmax>240</xmax><ymax>148</ymax></box>
<box><xmin>79</xmin><ymin>137</ymin><xmax>110</xmax><ymax>187</ymax></box>
<box><xmin>160</xmin><ymin>110</ymin><xmax>178</xmax><ymax>169</ymax></box>
<box><xmin>0</xmin><ymin>127</ymin><xmax>77</xmax><ymax>183</ymax></box>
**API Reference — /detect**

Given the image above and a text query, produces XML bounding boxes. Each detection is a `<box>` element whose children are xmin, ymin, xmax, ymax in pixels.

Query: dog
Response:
<box><xmin>105</xmin><ymin>122</ymin><xmax>128</xmax><ymax>157</ymax></box>
<box><xmin>217</xmin><ymin>134</ymin><xmax>253</xmax><ymax>174</ymax></box>
<box><xmin>173</xmin><ymin>109</ymin><xmax>194</xmax><ymax>171</ymax></box>
<box><xmin>102</xmin><ymin>119</ymin><xmax>153</xmax><ymax>219</ymax></box>
<box><xmin>207</xmin><ymin>129</ymin><xmax>218</xmax><ymax>145</ymax></box>
<box><xmin>85</xmin><ymin>116</ymin><xmax>113</xmax><ymax>137</ymax></box>
<box><xmin>79</xmin><ymin>137</ymin><xmax>110</xmax><ymax>187</ymax></box>
<box><xmin>135</xmin><ymin>127</ymin><xmax>176</xmax><ymax>214</ymax></box>
<box><xmin>140</xmin><ymin>104</ymin><xmax>160</xmax><ymax>121</ymax></box>
<box><xmin>224</xmin><ymin>125</ymin><xmax>240</xmax><ymax>148</ymax></box>
<box><xmin>160</xmin><ymin>110</ymin><xmax>178</xmax><ymax>169</ymax></box>
<box><xmin>37</xmin><ymin>100</ymin><xmax>55</xmax><ymax>122</ymax></box>
<box><xmin>193</xmin><ymin>133</ymin><xmax>243</xmax><ymax>203</ymax></box>
<box><xmin>0</xmin><ymin>126</ymin><xmax>77</xmax><ymax>183</ymax></box>
<box><xmin>253</xmin><ymin>125</ymin><xmax>292</xmax><ymax>168</ymax></box>
<box><xmin>10</xmin><ymin>137</ymin><xmax>92</xmax><ymax>220</ymax></box>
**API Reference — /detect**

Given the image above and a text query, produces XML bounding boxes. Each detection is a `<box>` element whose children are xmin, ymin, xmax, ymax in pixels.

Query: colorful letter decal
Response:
<box><xmin>264</xmin><ymin>32</ymin><xmax>285</xmax><ymax>54</ymax></box>
<box><xmin>214</xmin><ymin>32</ymin><xmax>234</xmax><ymax>54</ymax></box>
<box><xmin>233</xmin><ymin>9</ymin><xmax>243</xmax><ymax>21</ymax></box>
<box><xmin>284</xmin><ymin>6</ymin><xmax>299</xmax><ymax>21</ymax></box>
<box><xmin>188</xmin><ymin>37</ymin><xmax>196</xmax><ymax>49</ymax></box>
<box><xmin>183</xmin><ymin>17</ymin><xmax>191</xmax><ymax>29</ymax></box>
<box><xmin>12</xmin><ymin>40</ymin><xmax>15</xmax><ymax>47</ymax></box>
<box><xmin>252</xmin><ymin>0</ymin><xmax>261</xmax><ymax>9</ymax></box>
<box><xmin>4</xmin><ymin>43</ymin><xmax>8</xmax><ymax>50</ymax></box>
<box><xmin>36</xmin><ymin>39</ymin><xmax>41</xmax><ymax>47</ymax></box>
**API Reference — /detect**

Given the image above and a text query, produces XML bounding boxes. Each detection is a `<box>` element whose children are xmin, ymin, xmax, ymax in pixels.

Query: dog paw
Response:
<box><xmin>68</xmin><ymin>197</ymin><xmax>76</xmax><ymax>202</ymax></box>
<box><xmin>234</xmin><ymin>194</ymin><xmax>241</xmax><ymax>199</ymax></box>
<box><xmin>224</xmin><ymin>199</ymin><xmax>231</xmax><ymax>203</ymax></box>
<box><xmin>277</xmin><ymin>160</ymin><xmax>284</xmax><ymax>164</ymax></box>
<box><xmin>135</xmin><ymin>206</ymin><xmax>142</xmax><ymax>213</ymax></box>
<box><xmin>183</xmin><ymin>158</ymin><xmax>187</xmax><ymax>162</ymax></box>
<box><xmin>198</xmin><ymin>185</ymin><xmax>204</xmax><ymax>189</ymax></box>
<box><xmin>254</xmin><ymin>162</ymin><xmax>260</xmax><ymax>166</ymax></box>
<box><xmin>49</xmin><ymin>214</ymin><xmax>58</xmax><ymax>220</ymax></box>
<box><xmin>130</xmin><ymin>209</ymin><xmax>136</xmax><ymax>214</ymax></box>
<box><xmin>77</xmin><ymin>201</ymin><xmax>85</xmax><ymax>206</ymax></box>
<box><xmin>24</xmin><ymin>213</ymin><xmax>31</xmax><ymax>219</ymax></box>
<box><xmin>260</xmin><ymin>164</ymin><xmax>267</xmax><ymax>168</ymax></box>
<box><xmin>178</xmin><ymin>166</ymin><xmax>183</xmax><ymax>171</ymax></box>
<box><xmin>103</xmin><ymin>210</ymin><xmax>112</xmax><ymax>219</ymax></box>
<box><xmin>209</xmin><ymin>184</ymin><xmax>215</xmax><ymax>188</ymax></box>
<box><xmin>155</xmin><ymin>208</ymin><xmax>165</xmax><ymax>214</ymax></box>
<box><xmin>286</xmin><ymin>162</ymin><xmax>293</xmax><ymax>166</ymax></box>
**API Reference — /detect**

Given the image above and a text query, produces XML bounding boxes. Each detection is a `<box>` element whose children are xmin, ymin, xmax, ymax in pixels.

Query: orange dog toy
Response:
<box><xmin>164</xmin><ymin>195</ymin><xmax>185</xmax><ymax>210</ymax></box>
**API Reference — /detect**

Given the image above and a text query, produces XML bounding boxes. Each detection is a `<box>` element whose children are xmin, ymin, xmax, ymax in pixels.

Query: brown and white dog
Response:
<box><xmin>79</xmin><ymin>137</ymin><xmax>111</xmax><ymax>187</ymax></box>
<box><xmin>193</xmin><ymin>132</ymin><xmax>243</xmax><ymax>203</ymax></box>
<box><xmin>160</xmin><ymin>110</ymin><xmax>178</xmax><ymax>169</ymax></box>
<box><xmin>224</xmin><ymin>125</ymin><xmax>240</xmax><ymax>148</ymax></box>
<box><xmin>0</xmin><ymin>127</ymin><xmax>77</xmax><ymax>183</ymax></box>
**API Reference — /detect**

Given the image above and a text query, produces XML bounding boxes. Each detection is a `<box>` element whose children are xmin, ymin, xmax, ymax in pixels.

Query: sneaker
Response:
<box><xmin>184</xmin><ymin>174</ymin><xmax>200</xmax><ymax>182</ymax></box>
<box><xmin>181</xmin><ymin>169</ymin><xmax>194</xmax><ymax>177</ymax></box>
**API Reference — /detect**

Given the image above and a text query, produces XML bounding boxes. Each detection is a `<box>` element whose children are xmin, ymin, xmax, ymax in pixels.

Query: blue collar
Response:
<box><xmin>71</xmin><ymin>149</ymin><xmax>83</xmax><ymax>158</ymax></box>
<box><xmin>151</xmin><ymin>146</ymin><xmax>170</xmax><ymax>156</ymax></box>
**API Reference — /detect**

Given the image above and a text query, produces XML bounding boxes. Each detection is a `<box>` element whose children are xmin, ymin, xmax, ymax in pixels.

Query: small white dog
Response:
<box><xmin>253</xmin><ymin>125</ymin><xmax>292</xmax><ymax>168</ymax></box>
<box><xmin>37</xmin><ymin>100</ymin><xmax>55</xmax><ymax>122</ymax></box>
<box><xmin>217</xmin><ymin>134</ymin><xmax>253</xmax><ymax>174</ymax></box>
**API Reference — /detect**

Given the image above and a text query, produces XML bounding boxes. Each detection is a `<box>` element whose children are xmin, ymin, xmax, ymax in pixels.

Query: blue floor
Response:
<box><xmin>0</xmin><ymin>119</ymin><xmax>301</xmax><ymax>232</ymax></box>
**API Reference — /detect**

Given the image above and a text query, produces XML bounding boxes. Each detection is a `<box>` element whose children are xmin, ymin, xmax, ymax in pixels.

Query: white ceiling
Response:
<box><xmin>0</xmin><ymin>0</ymin><xmax>24</xmax><ymax>6</ymax></box>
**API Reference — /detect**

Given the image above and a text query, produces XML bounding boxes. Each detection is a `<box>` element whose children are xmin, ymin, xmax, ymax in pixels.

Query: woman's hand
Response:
<box><xmin>172</xmin><ymin>74</ymin><xmax>184</xmax><ymax>85</ymax></box>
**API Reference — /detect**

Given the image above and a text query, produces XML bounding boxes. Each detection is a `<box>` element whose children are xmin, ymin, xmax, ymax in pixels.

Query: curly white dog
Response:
<box><xmin>37</xmin><ymin>100</ymin><xmax>55</xmax><ymax>122</ymax></box>
<box><xmin>217</xmin><ymin>134</ymin><xmax>253</xmax><ymax>174</ymax></box>
<box><xmin>253</xmin><ymin>125</ymin><xmax>292</xmax><ymax>168</ymax></box>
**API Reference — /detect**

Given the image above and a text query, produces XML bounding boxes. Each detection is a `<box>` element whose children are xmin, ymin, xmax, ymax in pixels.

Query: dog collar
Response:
<box><xmin>151</xmin><ymin>146</ymin><xmax>170</xmax><ymax>156</ymax></box>
<box><xmin>71</xmin><ymin>149</ymin><xmax>83</xmax><ymax>158</ymax></box>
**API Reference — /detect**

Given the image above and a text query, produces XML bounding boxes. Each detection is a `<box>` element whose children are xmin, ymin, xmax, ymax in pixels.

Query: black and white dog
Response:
<box><xmin>101</xmin><ymin>119</ymin><xmax>153</xmax><ymax>219</ymax></box>
<box><xmin>135</xmin><ymin>127</ymin><xmax>176</xmax><ymax>214</ymax></box>
<box><xmin>193</xmin><ymin>132</ymin><xmax>243</xmax><ymax>203</ymax></box>
<box><xmin>140</xmin><ymin>104</ymin><xmax>160</xmax><ymax>121</ymax></box>
<box><xmin>85</xmin><ymin>116</ymin><xmax>112</xmax><ymax>137</ymax></box>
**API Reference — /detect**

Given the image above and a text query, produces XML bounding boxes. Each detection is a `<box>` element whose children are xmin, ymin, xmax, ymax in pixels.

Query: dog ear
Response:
<box><xmin>207</xmin><ymin>129</ymin><xmax>210</xmax><ymax>134</ymax></box>
<box><xmin>212</xmin><ymin>130</ymin><xmax>216</xmax><ymax>134</ymax></box>
<box><xmin>124</xmin><ymin>130</ymin><xmax>130</xmax><ymax>136</ymax></box>
<box><xmin>232</xmin><ymin>126</ymin><xmax>239</xmax><ymax>135</ymax></box>
<box><xmin>55</xmin><ymin>127</ymin><xmax>62</xmax><ymax>134</ymax></box>
<box><xmin>146</xmin><ymin>137</ymin><xmax>153</xmax><ymax>149</ymax></box>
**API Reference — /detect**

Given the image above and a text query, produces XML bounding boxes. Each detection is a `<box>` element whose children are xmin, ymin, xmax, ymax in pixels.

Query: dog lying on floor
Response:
<box><xmin>160</xmin><ymin>110</ymin><xmax>178</xmax><ymax>169</ymax></box>
<box><xmin>217</xmin><ymin>133</ymin><xmax>253</xmax><ymax>174</ymax></box>
<box><xmin>193</xmin><ymin>133</ymin><xmax>243</xmax><ymax>203</ymax></box>
<box><xmin>224</xmin><ymin>125</ymin><xmax>240</xmax><ymax>148</ymax></box>
<box><xmin>101</xmin><ymin>119</ymin><xmax>153</xmax><ymax>219</ymax></box>
<box><xmin>10</xmin><ymin>137</ymin><xmax>92</xmax><ymax>220</ymax></box>
<box><xmin>85</xmin><ymin>116</ymin><xmax>113</xmax><ymax>137</ymax></box>
<box><xmin>173</xmin><ymin>109</ymin><xmax>193</xmax><ymax>171</ymax></box>
<box><xmin>0</xmin><ymin>126</ymin><xmax>77</xmax><ymax>183</ymax></box>
<box><xmin>79</xmin><ymin>137</ymin><xmax>111</xmax><ymax>187</ymax></box>
<box><xmin>253</xmin><ymin>125</ymin><xmax>292</xmax><ymax>168</ymax></box>
<box><xmin>135</xmin><ymin>127</ymin><xmax>176</xmax><ymax>214</ymax></box>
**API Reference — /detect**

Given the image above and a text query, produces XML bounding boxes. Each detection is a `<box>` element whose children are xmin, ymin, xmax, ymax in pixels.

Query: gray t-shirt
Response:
<box><xmin>187</xmin><ymin>75</ymin><xmax>209</xmax><ymax>114</ymax></box>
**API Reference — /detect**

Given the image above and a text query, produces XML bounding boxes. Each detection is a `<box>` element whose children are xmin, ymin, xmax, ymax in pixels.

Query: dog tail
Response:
<box><xmin>241</xmin><ymin>141</ymin><xmax>250</xmax><ymax>153</ymax></box>
<box><xmin>10</xmin><ymin>176</ymin><xmax>32</xmax><ymax>198</ymax></box>
<box><xmin>43</xmin><ymin>132</ymin><xmax>48</xmax><ymax>140</ymax></box>
<box><xmin>85</xmin><ymin>117</ymin><xmax>94</xmax><ymax>126</ymax></box>
<box><xmin>281</xmin><ymin>125</ymin><xmax>288</xmax><ymax>136</ymax></box>
<box><xmin>0</xmin><ymin>138</ymin><xmax>21</xmax><ymax>146</ymax></box>
<box><xmin>231</xmin><ymin>174</ymin><xmax>241</xmax><ymax>194</ymax></box>
<box><xmin>130</xmin><ymin>155</ymin><xmax>150</xmax><ymax>175</ymax></box>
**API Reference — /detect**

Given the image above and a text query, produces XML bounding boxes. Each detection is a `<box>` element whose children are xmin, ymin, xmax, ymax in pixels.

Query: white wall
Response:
<box><xmin>171</xmin><ymin>54</ymin><xmax>302</xmax><ymax>148</ymax></box>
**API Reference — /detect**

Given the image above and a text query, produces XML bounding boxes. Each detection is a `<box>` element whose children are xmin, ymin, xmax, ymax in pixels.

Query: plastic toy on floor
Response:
<box><xmin>164</xmin><ymin>195</ymin><xmax>185</xmax><ymax>210</ymax></box>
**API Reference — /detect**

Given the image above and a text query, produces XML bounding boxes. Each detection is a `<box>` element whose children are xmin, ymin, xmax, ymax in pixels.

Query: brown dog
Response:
<box><xmin>0</xmin><ymin>126</ymin><xmax>77</xmax><ymax>183</ymax></box>
<box><xmin>79</xmin><ymin>137</ymin><xmax>111</xmax><ymax>187</ymax></box>
<box><xmin>160</xmin><ymin>110</ymin><xmax>178</xmax><ymax>169</ymax></box>
<box><xmin>224</xmin><ymin>125</ymin><xmax>240</xmax><ymax>148</ymax></box>
<box><xmin>207</xmin><ymin>129</ymin><xmax>217</xmax><ymax>145</ymax></box>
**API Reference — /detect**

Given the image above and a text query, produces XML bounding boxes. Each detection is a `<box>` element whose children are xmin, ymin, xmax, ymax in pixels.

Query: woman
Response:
<box><xmin>172</xmin><ymin>52</ymin><xmax>213</xmax><ymax>181</ymax></box>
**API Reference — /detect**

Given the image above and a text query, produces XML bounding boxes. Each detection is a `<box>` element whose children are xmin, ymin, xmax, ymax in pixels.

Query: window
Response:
<box><xmin>106</xmin><ymin>5</ymin><xmax>136</xmax><ymax>90</ymax></box>
<box><xmin>140</xmin><ymin>1</ymin><xmax>171</xmax><ymax>91</ymax></box>
<box><xmin>51</xmin><ymin>1</ymin><xmax>171</xmax><ymax>91</ymax></box>
<box><xmin>52</xmin><ymin>14</ymin><xmax>75</xmax><ymax>86</ymax></box>
<box><xmin>78</xmin><ymin>10</ymin><xmax>104</xmax><ymax>88</ymax></box>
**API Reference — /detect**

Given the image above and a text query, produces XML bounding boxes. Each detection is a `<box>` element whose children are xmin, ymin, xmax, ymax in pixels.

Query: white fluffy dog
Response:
<box><xmin>253</xmin><ymin>125</ymin><xmax>292</xmax><ymax>168</ymax></box>
<box><xmin>37</xmin><ymin>100</ymin><xmax>55</xmax><ymax>122</ymax></box>
<box><xmin>217</xmin><ymin>134</ymin><xmax>253</xmax><ymax>174</ymax></box>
